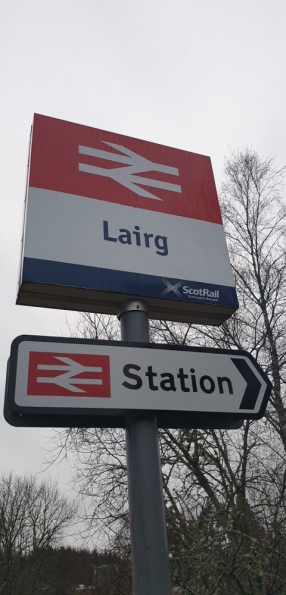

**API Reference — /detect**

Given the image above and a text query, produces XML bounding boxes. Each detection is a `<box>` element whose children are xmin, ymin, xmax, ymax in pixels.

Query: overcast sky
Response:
<box><xmin>1</xmin><ymin>0</ymin><xmax>286</xmax><ymax>538</ymax></box>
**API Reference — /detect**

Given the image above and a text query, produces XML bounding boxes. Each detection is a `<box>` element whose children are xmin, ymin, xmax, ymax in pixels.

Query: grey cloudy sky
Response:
<box><xmin>0</xmin><ymin>0</ymin><xmax>286</xmax><ymax>513</ymax></box>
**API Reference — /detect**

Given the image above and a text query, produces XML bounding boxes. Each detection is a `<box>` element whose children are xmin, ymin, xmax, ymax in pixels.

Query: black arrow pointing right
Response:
<box><xmin>231</xmin><ymin>358</ymin><xmax>261</xmax><ymax>410</ymax></box>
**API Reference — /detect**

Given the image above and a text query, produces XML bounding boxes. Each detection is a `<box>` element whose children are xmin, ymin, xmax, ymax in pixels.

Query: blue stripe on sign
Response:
<box><xmin>22</xmin><ymin>257</ymin><xmax>239</xmax><ymax>308</ymax></box>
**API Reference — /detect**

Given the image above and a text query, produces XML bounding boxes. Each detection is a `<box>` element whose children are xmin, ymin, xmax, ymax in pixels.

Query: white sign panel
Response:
<box><xmin>6</xmin><ymin>336</ymin><xmax>272</xmax><ymax>421</ymax></box>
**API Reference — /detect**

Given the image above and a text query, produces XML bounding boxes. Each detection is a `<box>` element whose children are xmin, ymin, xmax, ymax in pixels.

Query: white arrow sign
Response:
<box><xmin>7</xmin><ymin>337</ymin><xmax>272</xmax><ymax>426</ymax></box>
<box><xmin>78</xmin><ymin>142</ymin><xmax>182</xmax><ymax>200</ymax></box>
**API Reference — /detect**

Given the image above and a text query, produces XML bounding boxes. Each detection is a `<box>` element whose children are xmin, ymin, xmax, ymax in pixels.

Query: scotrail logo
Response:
<box><xmin>161</xmin><ymin>279</ymin><xmax>220</xmax><ymax>301</ymax></box>
<box><xmin>182</xmin><ymin>286</ymin><xmax>220</xmax><ymax>300</ymax></box>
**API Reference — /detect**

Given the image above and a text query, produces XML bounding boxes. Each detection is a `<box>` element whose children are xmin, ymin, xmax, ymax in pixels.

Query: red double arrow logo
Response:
<box><xmin>27</xmin><ymin>352</ymin><xmax>111</xmax><ymax>398</ymax></box>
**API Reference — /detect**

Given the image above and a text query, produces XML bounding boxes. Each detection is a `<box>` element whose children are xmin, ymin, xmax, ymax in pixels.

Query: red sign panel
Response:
<box><xmin>29</xmin><ymin>114</ymin><xmax>222</xmax><ymax>224</ymax></box>
<box><xmin>27</xmin><ymin>352</ymin><xmax>111</xmax><ymax>398</ymax></box>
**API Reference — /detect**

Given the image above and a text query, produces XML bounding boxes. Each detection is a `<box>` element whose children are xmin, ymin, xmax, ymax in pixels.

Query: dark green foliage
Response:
<box><xmin>0</xmin><ymin>546</ymin><xmax>131</xmax><ymax>595</ymax></box>
<box><xmin>0</xmin><ymin>474</ymin><xmax>76</xmax><ymax>595</ymax></box>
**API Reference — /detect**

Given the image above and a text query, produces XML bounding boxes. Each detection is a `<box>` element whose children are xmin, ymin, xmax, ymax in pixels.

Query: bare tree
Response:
<box><xmin>56</xmin><ymin>150</ymin><xmax>286</xmax><ymax>594</ymax></box>
<box><xmin>0</xmin><ymin>473</ymin><xmax>77</xmax><ymax>595</ymax></box>
<box><xmin>198</xmin><ymin>149</ymin><xmax>286</xmax><ymax>447</ymax></box>
<box><xmin>158</xmin><ymin>150</ymin><xmax>286</xmax><ymax>594</ymax></box>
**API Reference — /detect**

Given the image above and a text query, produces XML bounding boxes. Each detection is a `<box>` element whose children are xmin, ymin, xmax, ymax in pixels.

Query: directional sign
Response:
<box><xmin>17</xmin><ymin>114</ymin><xmax>238</xmax><ymax>325</ymax></box>
<box><xmin>5</xmin><ymin>336</ymin><xmax>272</xmax><ymax>428</ymax></box>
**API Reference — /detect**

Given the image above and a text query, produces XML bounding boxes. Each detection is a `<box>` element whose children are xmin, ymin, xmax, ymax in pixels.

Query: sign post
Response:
<box><xmin>7</xmin><ymin>114</ymin><xmax>273</xmax><ymax>595</ymax></box>
<box><xmin>119</xmin><ymin>300</ymin><xmax>172</xmax><ymax>595</ymax></box>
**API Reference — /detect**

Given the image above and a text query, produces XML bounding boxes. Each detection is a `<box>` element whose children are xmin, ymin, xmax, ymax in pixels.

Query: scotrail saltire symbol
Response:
<box><xmin>36</xmin><ymin>357</ymin><xmax>103</xmax><ymax>393</ymax></box>
<box><xmin>161</xmin><ymin>279</ymin><xmax>183</xmax><ymax>298</ymax></box>
<box><xmin>78</xmin><ymin>143</ymin><xmax>182</xmax><ymax>201</ymax></box>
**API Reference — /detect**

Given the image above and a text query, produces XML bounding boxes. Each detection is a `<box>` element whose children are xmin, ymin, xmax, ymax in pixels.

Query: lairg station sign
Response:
<box><xmin>6</xmin><ymin>115</ymin><xmax>273</xmax><ymax>595</ymax></box>
<box><xmin>17</xmin><ymin>114</ymin><xmax>238</xmax><ymax>325</ymax></box>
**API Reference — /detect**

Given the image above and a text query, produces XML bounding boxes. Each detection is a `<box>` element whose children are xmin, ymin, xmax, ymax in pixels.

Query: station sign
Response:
<box><xmin>5</xmin><ymin>336</ymin><xmax>272</xmax><ymax>428</ymax></box>
<box><xmin>17</xmin><ymin>114</ymin><xmax>238</xmax><ymax>325</ymax></box>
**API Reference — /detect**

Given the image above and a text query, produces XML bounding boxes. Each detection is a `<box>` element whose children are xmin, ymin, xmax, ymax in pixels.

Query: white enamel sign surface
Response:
<box><xmin>7</xmin><ymin>337</ymin><xmax>272</xmax><ymax>419</ymax></box>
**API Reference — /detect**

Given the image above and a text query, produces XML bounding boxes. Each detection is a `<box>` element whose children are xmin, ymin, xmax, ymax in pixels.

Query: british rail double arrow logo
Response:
<box><xmin>78</xmin><ymin>142</ymin><xmax>182</xmax><ymax>201</ymax></box>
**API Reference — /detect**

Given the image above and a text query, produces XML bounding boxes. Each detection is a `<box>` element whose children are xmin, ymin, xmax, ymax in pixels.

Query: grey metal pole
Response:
<box><xmin>118</xmin><ymin>299</ymin><xmax>172</xmax><ymax>595</ymax></box>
